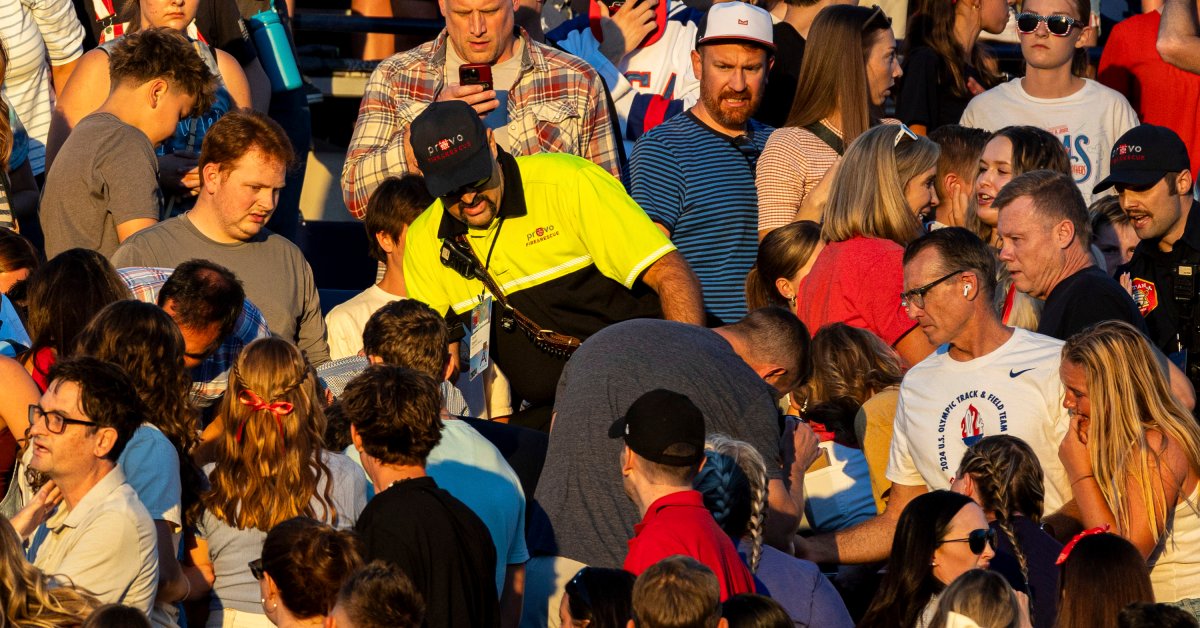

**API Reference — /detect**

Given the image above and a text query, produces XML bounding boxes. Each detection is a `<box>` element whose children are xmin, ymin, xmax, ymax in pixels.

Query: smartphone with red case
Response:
<box><xmin>459</xmin><ymin>63</ymin><xmax>493</xmax><ymax>91</ymax></box>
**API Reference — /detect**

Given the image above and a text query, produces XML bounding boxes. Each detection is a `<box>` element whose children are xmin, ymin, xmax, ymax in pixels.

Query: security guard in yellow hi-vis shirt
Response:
<box><xmin>404</xmin><ymin>101</ymin><xmax>704</xmax><ymax>431</ymax></box>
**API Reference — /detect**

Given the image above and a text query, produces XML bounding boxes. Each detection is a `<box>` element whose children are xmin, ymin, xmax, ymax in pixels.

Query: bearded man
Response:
<box><xmin>629</xmin><ymin>1</ymin><xmax>775</xmax><ymax>326</ymax></box>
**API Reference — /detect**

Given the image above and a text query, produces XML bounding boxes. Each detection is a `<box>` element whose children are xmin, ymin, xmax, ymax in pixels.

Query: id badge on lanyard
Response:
<box><xmin>468</xmin><ymin>295</ymin><xmax>493</xmax><ymax>380</ymax></box>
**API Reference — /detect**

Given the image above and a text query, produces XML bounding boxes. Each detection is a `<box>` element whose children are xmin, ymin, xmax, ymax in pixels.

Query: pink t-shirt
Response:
<box><xmin>795</xmin><ymin>236</ymin><xmax>916</xmax><ymax>346</ymax></box>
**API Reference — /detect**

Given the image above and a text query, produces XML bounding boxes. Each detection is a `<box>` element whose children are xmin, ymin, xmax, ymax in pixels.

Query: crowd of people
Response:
<box><xmin>3</xmin><ymin>0</ymin><xmax>1200</xmax><ymax>625</ymax></box>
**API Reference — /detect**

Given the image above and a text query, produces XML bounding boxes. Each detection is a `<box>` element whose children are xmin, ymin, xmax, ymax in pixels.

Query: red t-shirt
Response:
<box><xmin>1099</xmin><ymin>11</ymin><xmax>1200</xmax><ymax>179</ymax></box>
<box><xmin>794</xmin><ymin>236</ymin><xmax>916</xmax><ymax>346</ymax></box>
<box><xmin>624</xmin><ymin>490</ymin><xmax>756</xmax><ymax>600</ymax></box>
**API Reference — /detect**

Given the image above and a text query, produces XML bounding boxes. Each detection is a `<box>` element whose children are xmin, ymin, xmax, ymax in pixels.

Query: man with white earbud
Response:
<box><xmin>797</xmin><ymin>227</ymin><xmax>1073</xmax><ymax>566</ymax></box>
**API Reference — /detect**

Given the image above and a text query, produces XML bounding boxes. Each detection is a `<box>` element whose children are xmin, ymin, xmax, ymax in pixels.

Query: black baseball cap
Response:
<box><xmin>410</xmin><ymin>101</ymin><xmax>494</xmax><ymax>198</ymax></box>
<box><xmin>1093</xmin><ymin>124</ymin><xmax>1190</xmax><ymax>194</ymax></box>
<box><xmin>608</xmin><ymin>389</ymin><xmax>706</xmax><ymax>466</ymax></box>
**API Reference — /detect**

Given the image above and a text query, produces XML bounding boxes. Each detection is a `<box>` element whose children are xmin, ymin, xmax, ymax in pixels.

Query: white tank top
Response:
<box><xmin>1149</xmin><ymin>483</ymin><xmax>1200</xmax><ymax>603</ymax></box>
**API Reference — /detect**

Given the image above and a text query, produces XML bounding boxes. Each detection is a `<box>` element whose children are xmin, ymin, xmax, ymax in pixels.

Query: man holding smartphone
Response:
<box><xmin>342</xmin><ymin>0</ymin><xmax>623</xmax><ymax>219</ymax></box>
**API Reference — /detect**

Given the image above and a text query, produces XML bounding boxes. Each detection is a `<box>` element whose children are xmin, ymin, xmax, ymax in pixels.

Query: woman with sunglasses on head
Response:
<box><xmin>959</xmin><ymin>0</ymin><xmax>1138</xmax><ymax>203</ymax></box>
<box><xmin>253</xmin><ymin>517</ymin><xmax>365</xmax><ymax>628</ymax></box>
<box><xmin>793</xmin><ymin>123</ymin><xmax>941</xmax><ymax>368</ymax></box>
<box><xmin>896</xmin><ymin>0</ymin><xmax>1011</xmax><ymax>135</ymax></box>
<box><xmin>755</xmin><ymin>4</ymin><xmax>902</xmax><ymax>230</ymax></box>
<box><xmin>859</xmin><ymin>490</ymin><xmax>997</xmax><ymax>628</ymax></box>
<box><xmin>1059</xmin><ymin>321</ymin><xmax>1200</xmax><ymax>617</ymax></box>
<box><xmin>187</xmin><ymin>337</ymin><xmax>368</xmax><ymax>628</ymax></box>
<box><xmin>559</xmin><ymin>567</ymin><xmax>635</xmax><ymax>628</ymax></box>
<box><xmin>952</xmin><ymin>435</ymin><xmax>1062</xmax><ymax>628</ymax></box>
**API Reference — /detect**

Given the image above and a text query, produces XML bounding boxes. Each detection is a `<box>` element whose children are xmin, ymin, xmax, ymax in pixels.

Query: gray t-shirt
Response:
<box><xmin>111</xmin><ymin>214</ymin><xmax>330</xmax><ymax>364</ymax></box>
<box><xmin>197</xmin><ymin>451</ymin><xmax>367</xmax><ymax>623</ymax></box>
<box><xmin>41</xmin><ymin>112</ymin><xmax>161</xmax><ymax>258</ymax></box>
<box><xmin>530</xmin><ymin>319</ymin><xmax>784</xmax><ymax>568</ymax></box>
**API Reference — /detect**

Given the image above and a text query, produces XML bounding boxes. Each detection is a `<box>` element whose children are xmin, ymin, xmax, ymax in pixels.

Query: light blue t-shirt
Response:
<box><xmin>0</xmin><ymin>294</ymin><xmax>30</xmax><ymax>357</ymax></box>
<box><xmin>119</xmin><ymin>424</ymin><xmax>183</xmax><ymax>528</ymax></box>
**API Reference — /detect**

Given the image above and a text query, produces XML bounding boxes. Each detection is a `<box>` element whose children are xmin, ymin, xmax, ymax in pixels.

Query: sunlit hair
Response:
<box><xmin>693</xmin><ymin>434</ymin><xmax>768</xmax><ymax>573</ymax></box>
<box><xmin>1089</xmin><ymin>195</ymin><xmax>1129</xmax><ymax>243</ymax></box>
<box><xmin>745</xmin><ymin>221</ymin><xmax>823</xmax><ymax>310</ymax></box>
<box><xmin>859</xmin><ymin>490</ymin><xmax>974</xmax><ymax>628</ymax></box>
<box><xmin>24</xmin><ymin>249</ymin><xmax>130</xmax><ymax>367</ymax></box>
<box><xmin>928</xmin><ymin>569</ymin><xmax>1023</xmax><ymax>628</ymax></box>
<box><xmin>966</xmin><ymin>125</ymin><xmax>1071</xmax><ymax>245</ymax></box>
<box><xmin>801</xmin><ymin>323</ymin><xmax>902</xmax><ymax>406</ymax></box>
<box><xmin>107</xmin><ymin>28</ymin><xmax>216</xmax><ymax>115</ymax></box>
<box><xmin>823</xmin><ymin>125</ymin><xmax>939</xmax><ymax>247</ymax></box>
<box><xmin>0</xmin><ymin>41</ymin><xmax>10</xmax><ymax>172</ymax></box>
<box><xmin>0</xmin><ymin>517</ymin><xmax>98</xmax><ymax>626</ymax></box>
<box><xmin>905</xmin><ymin>0</ymin><xmax>1001</xmax><ymax>99</ymax></box>
<box><xmin>199</xmin><ymin>337</ymin><xmax>336</xmax><ymax>531</ymax></box>
<box><xmin>75</xmin><ymin>300</ymin><xmax>202</xmax><ymax>514</ymax></box>
<box><xmin>261</xmin><ymin>517</ymin><xmax>365</xmax><ymax>619</ymax></box>
<box><xmin>1061</xmin><ymin>321</ymin><xmax>1200</xmax><ymax>543</ymax></box>
<box><xmin>1057</xmin><ymin>533</ymin><xmax>1153</xmax><ymax>628</ymax></box>
<box><xmin>199</xmin><ymin>110</ymin><xmax>296</xmax><ymax>176</ymax></box>
<box><xmin>955</xmin><ymin>435</ymin><xmax>1044</xmax><ymax>596</ymax></box>
<box><xmin>631</xmin><ymin>556</ymin><xmax>722</xmax><ymax>628</ymax></box>
<box><xmin>928</xmin><ymin>125</ymin><xmax>990</xmax><ymax>213</ymax></box>
<box><xmin>784</xmin><ymin>4</ymin><xmax>892</xmax><ymax>143</ymax></box>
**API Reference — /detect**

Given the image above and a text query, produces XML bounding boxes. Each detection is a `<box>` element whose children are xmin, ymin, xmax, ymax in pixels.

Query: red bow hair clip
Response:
<box><xmin>235</xmin><ymin>389</ymin><xmax>294</xmax><ymax>447</ymax></box>
<box><xmin>1055</xmin><ymin>524</ymin><xmax>1111</xmax><ymax>565</ymax></box>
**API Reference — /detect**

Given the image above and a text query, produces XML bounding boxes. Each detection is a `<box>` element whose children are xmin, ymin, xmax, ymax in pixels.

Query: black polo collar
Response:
<box><xmin>437</xmin><ymin>149</ymin><xmax>528</xmax><ymax>240</ymax></box>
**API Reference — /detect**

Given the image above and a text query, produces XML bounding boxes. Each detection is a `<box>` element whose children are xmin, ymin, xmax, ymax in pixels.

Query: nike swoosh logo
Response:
<box><xmin>1009</xmin><ymin>368</ymin><xmax>1035</xmax><ymax>378</ymax></box>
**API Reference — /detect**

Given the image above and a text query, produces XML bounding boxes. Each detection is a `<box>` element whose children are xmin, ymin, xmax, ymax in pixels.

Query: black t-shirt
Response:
<box><xmin>75</xmin><ymin>0</ymin><xmax>258</xmax><ymax>64</ymax></box>
<box><xmin>1037</xmin><ymin>265</ymin><xmax>1148</xmax><ymax>340</ymax></box>
<box><xmin>989</xmin><ymin>517</ymin><xmax>1062</xmax><ymax>628</ymax></box>
<box><xmin>1120</xmin><ymin>200</ymin><xmax>1200</xmax><ymax>366</ymax></box>
<box><xmin>895</xmin><ymin>46</ymin><xmax>979</xmax><ymax>132</ymax></box>
<box><xmin>356</xmin><ymin>476</ymin><xmax>500</xmax><ymax>628</ymax></box>
<box><xmin>754</xmin><ymin>23</ymin><xmax>805</xmax><ymax>128</ymax></box>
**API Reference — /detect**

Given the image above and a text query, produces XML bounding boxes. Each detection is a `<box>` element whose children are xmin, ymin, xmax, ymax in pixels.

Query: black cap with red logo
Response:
<box><xmin>411</xmin><ymin>101</ymin><xmax>494</xmax><ymax>198</ymax></box>
<box><xmin>1093</xmin><ymin>124</ymin><xmax>1190</xmax><ymax>194</ymax></box>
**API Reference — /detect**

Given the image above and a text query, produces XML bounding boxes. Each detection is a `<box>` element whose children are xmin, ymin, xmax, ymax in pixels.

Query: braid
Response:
<box><xmin>699</xmin><ymin>434</ymin><xmax>771</xmax><ymax>574</ymax></box>
<box><xmin>694</xmin><ymin>451</ymin><xmax>751</xmax><ymax>538</ymax></box>
<box><xmin>957</xmin><ymin>436</ymin><xmax>1045</xmax><ymax>601</ymax></box>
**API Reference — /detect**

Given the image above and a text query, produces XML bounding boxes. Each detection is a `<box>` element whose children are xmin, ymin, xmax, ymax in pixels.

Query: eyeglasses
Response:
<box><xmin>861</xmin><ymin>4</ymin><xmax>892</xmax><ymax>30</ymax></box>
<box><xmin>732</xmin><ymin>134</ymin><xmax>760</xmax><ymax>170</ymax></box>
<box><xmin>249</xmin><ymin>558</ymin><xmax>265</xmax><ymax>580</ymax></box>
<box><xmin>445</xmin><ymin>175</ymin><xmax>491</xmax><ymax>199</ymax></box>
<box><xmin>900</xmin><ymin>269</ymin><xmax>966</xmax><ymax>309</ymax></box>
<box><xmin>940</xmin><ymin>528</ymin><xmax>997</xmax><ymax>555</ymax></box>
<box><xmin>1015</xmin><ymin>12</ymin><xmax>1085</xmax><ymax>36</ymax></box>
<box><xmin>894</xmin><ymin>123</ymin><xmax>919</xmax><ymax>147</ymax></box>
<box><xmin>28</xmin><ymin>404</ymin><xmax>98</xmax><ymax>434</ymax></box>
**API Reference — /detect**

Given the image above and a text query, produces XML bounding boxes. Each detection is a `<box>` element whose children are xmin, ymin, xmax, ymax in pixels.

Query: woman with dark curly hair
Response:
<box><xmin>74</xmin><ymin>299</ymin><xmax>201</xmax><ymax>626</ymax></box>
<box><xmin>254</xmin><ymin>517</ymin><xmax>365</xmax><ymax>627</ymax></box>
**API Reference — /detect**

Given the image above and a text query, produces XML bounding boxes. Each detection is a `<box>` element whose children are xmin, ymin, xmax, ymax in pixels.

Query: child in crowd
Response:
<box><xmin>928</xmin><ymin>125</ymin><xmax>991</xmax><ymax>230</ymax></box>
<box><xmin>959</xmin><ymin>0</ymin><xmax>1139</xmax><ymax>202</ymax></box>
<box><xmin>325</xmin><ymin>175</ymin><xmax>431</xmax><ymax>361</ymax></box>
<box><xmin>38</xmin><ymin>28</ymin><xmax>214</xmax><ymax>259</ymax></box>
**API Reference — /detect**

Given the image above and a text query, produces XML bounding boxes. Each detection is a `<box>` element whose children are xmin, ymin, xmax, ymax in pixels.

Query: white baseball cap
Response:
<box><xmin>696</xmin><ymin>1</ymin><xmax>775</xmax><ymax>51</ymax></box>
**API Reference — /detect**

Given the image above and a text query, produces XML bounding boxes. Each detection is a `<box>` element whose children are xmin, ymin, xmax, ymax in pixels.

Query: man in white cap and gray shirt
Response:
<box><xmin>629</xmin><ymin>1</ymin><xmax>776</xmax><ymax>326</ymax></box>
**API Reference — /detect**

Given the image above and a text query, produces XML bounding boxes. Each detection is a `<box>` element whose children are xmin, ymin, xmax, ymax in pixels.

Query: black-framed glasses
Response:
<box><xmin>894</xmin><ymin>123</ymin><xmax>919</xmax><ymax>147</ymax></box>
<box><xmin>732</xmin><ymin>134</ymin><xmax>760</xmax><ymax>170</ymax></box>
<box><xmin>249</xmin><ymin>558</ymin><xmax>265</xmax><ymax>580</ymax></box>
<box><xmin>940</xmin><ymin>528</ymin><xmax>997</xmax><ymax>555</ymax></box>
<box><xmin>861</xmin><ymin>4</ymin><xmax>892</xmax><ymax>30</ymax></box>
<box><xmin>445</xmin><ymin>174</ymin><xmax>491</xmax><ymax>199</ymax></box>
<box><xmin>1015</xmin><ymin>12</ymin><xmax>1084</xmax><ymax>36</ymax></box>
<box><xmin>900</xmin><ymin>269</ymin><xmax>966</xmax><ymax>309</ymax></box>
<box><xmin>28</xmin><ymin>404</ymin><xmax>98</xmax><ymax>434</ymax></box>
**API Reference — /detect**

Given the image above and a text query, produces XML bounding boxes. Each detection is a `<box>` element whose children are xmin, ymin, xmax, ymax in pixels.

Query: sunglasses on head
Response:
<box><xmin>940</xmin><ymin>528</ymin><xmax>997</xmax><ymax>555</ymax></box>
<box><xmin>249</xmin><ymin>558</ymin><xmax>265</xmax><ymax>580</ymax></box>
<box><xmin>1016</xmin><ymin>12</ymin><xmax>1085</xmax><ymax>36</ymax></box>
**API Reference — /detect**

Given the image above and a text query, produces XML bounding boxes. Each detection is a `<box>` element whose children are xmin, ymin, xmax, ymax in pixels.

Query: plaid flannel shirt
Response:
<box><xmin>118</xmin><ymin>267</ymin><xmax>271</xmax><ymax>408</ymax></box>
<box><xmin>341</xmin><ymin>28</ymin><xmax>622</xmax><ymax>218</ymax></box>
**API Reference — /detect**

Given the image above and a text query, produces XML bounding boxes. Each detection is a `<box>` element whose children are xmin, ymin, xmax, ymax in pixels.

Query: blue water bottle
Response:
<box><xmin>247</xmin><ymin>2</ymin><xmax>302</xmax><ymax>92</ymax></box>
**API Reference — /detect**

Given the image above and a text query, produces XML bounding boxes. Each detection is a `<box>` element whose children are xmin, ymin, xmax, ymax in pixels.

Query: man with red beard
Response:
<box><xmin>629</xmin><ymin>1</ymin><xmax>774</xmax><ymax>326</ymax></box>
